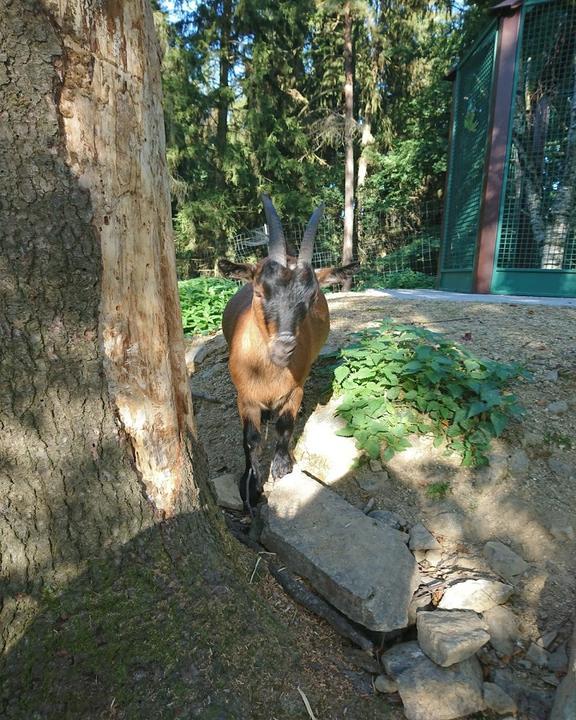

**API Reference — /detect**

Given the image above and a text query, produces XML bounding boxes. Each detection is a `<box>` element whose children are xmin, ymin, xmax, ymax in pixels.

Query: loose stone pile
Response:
<box><xmin>199</xmin><ymin>360</ymin><xmax>575</xmax><ymax>720</ymax></box>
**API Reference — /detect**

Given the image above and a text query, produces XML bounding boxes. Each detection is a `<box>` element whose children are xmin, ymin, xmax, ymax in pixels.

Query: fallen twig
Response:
<box><xmin>297</xmin><ymin>687</ymin><xmax>318</xmax><ymax>720</ymax></box>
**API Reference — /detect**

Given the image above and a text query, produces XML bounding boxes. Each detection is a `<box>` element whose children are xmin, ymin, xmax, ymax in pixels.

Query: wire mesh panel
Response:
<box><xmin>497</xmin><ymin>0</ymin><xmax>576</xmax><ymax>273</ymax></box>
<box><xmin>232</xmin><ymin>218</ymin><xmax>341</xmax><ymax>269</ymax></box>
<box><xmin>440</xmin><ymin>25</ymin><xmax>497</xmax><ymax>283</ymax></box>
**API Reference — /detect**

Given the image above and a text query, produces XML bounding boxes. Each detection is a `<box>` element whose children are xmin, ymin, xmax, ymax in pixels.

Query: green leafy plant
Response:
<box><xmin>425</xmin><ymin>482</ymin><xmax>451</xmax><ymax>501</ymax></box>
<box><xmin>543</xmin><ymin>431</ymin><xmax>573</xmax><ymax>450</ymax></box>
<box><xmin>333</xmin><ymin>322</ymin><xmax>528</xmax><ymax>466</ymax></box>
<box><xmin>178</xmin><ymin>277</ymin><xmax>238</xmax><ymax>336</ymax></box>
<box><xmin>354</xmin><ymin>269</ymin><xmax>436</xmax><ymax>290</ymax></box>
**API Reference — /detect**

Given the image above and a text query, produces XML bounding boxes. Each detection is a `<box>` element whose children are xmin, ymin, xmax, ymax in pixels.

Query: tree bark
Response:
<box><xmin>0</xmin><ymin>0</ymin><xmax>208</xmax><ymax>652</ymax></box>
<box><xmin>216</xmin><ymin>0</ymin><xmax>232</xmax><ymax>153</ymax></box>
<box><xmin>342</xmin><ymin>0</ymin><xmax>355</xmax><ymax>288</ymax></box>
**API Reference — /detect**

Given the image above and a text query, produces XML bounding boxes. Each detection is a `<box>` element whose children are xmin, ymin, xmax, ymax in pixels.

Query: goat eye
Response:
<box><xmin>253</xmin><ymin>290</ymin><xmax>262</xmax><ymax>299</ymax></box>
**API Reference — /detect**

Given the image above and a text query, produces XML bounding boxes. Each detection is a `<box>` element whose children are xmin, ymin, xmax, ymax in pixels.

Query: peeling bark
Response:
<box><xmin>0</xmin><ymin>0</ymin><xmax>207</xmax><ymax>652</ymax></box>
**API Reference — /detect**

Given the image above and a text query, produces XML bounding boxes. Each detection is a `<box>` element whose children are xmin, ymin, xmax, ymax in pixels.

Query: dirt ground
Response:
<box><xmin>189</xmin><ymin>291</ymin><xmax>576</xmax><ymax>716</ymax></box>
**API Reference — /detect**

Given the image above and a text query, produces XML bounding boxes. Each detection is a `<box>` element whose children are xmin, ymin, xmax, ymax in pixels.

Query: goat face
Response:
<box><xmin>218</xmin><ymin>257</ymin><xmax>320</xmax><ymax>368</ymax></box>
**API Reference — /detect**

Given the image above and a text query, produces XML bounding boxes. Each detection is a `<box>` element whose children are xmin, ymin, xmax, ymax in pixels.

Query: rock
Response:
<box><xmin>508</xmin><ymin>449</ymin><xmax>530</xmax><ymax>478</ymax></box>
<box><xmin>417</xmin><ymin>610</ymin><xmax>490</xmax><ymax>667</ymax></box>
<box><xmin>374</xmin><ymin>674</ymin><xmax>398</xmax><ymax>694</ymax></box>
<box><xmin>483</xmin><ymin>682</ymin><xmax>517</xmax><ymax>714</ymax></box>
<box><xmin>342</xmin><ymin>647</ymin><xmax>380</xmax><ymax>673</ymax></box>
<box><xmin>549</xmin><ymin>642</ymin><xmax>569</xmax><ymax>673</ymax></box>
<box><xmin>369</xmin><ymin>459</ymin><xmax>382</xmax><ymax>472</ymax></box>
<box><xmin>382</xmin><ymin>641</ymin><xmax>426</xmax><ymax>679</ymax></box>
<box><xmin>488</xmin><ymin>452</ymin><xmax>508</xmax><ymax>482</ymax></box>
<box><xmin>542</xmin><ymin>369</ymin><xmax>559</xmax><ymax>382</ymax></box>
<box><xmin>413</xmin><ymin>549</ymin><xmax>427</xmax><ymax>563</ymax></box>
<box><xmin>483</xmin><ymin>605</ymin><xmax>521</xmax><ymax>656</ymax></box>
<box><xmin>185</xmin><ymin>333</ymin><xmax>226</xmax><ymax>371</ymax></box>
<box><xmin>483</xmin><ymin>541</ymin><xmax>529</xmax><ymax>580</ymax></box>
<box><xmin>546</xmin><ymin>513</ymin><xmax>576</xmax><ymax>541</ymax></box>
<box><xmin>208</xmin><ymin>473</ymin><xmax>244</xmax><ymax>511</ymax></box>
<box><xmin>408</xmin><ymin>593</ymin><xmax>432</xmax><ymax>625</ymax></box>
<box><xmin>526</xmin><ymin>642</ymin><xmax>550</xmax><ymax>668</ymax></box>
<box><xmin>363</xmin><ymin>497</ymin><xmax>376</xmax><ymax>514</ymax></box>
<box><xmin>294</xmin><ymin>397</ymin><xmax>362</xmax><ymax>484</ymax></box>
<box><xmin>547</xmin><ymin>456</ymin><xmax>576</xmax><ymax>480</ymax></box>
<box><xmin>409</xmin><ymin>523</ymin><xmax>441</xmax><ymax>552</ymax></box>
<box><xmin>537</xmin><ymin>629</ymin><xmax>558</xmax><ymax>649</ymax></box>
<box><xmin>522</xmin><ymin>431</ymin><xmax>542</xmax><ymax>448</ymax></box>
<box><xmin>426</xmin><ymin>512</ymin><xmax>466</xmax><ymax>541</ymax></box>
<box><xmin>551</xmin><ymin>622</ymin><xmax>576</xmax><ymax>720</ymax></box>
<box><xmin>547</xmin><ymin>400</ymin><xmax>569</xmax><ymax>415</ymax></box>
<box><xmin>356</xmin><ymin>469</ymin><xmax>391</xmax><ymax>494</ymax></box>
<box><xmin>493</xmin><ymin>669</ymin><xmax>555</xmax><ymax>720</ymax></box>
<box><xmin>438</xmin><ymin>578</ymin><xmax>513</xmax><ymax>612</ymax></box>
<box><xmin>368</xmin><ymin>509</ymin><xmax>408</xmax><ymax>532</ymax></box>
<box><xmin>396</xmin><ymin>655</ymin><xmax>485</xmax><ymax>720</ymax></box>
<box><xmin>425</xmin><ymin>549</ymin><xmax>443</xmax><ymax>567</ymax></box>
<box><xmin>261</xmin><ymin>470</ymin><xmax>420</xmax><ymax>631</ymax></box>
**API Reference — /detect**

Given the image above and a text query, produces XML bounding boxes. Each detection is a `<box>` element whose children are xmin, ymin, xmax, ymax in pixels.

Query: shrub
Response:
<box><xmin>178</xmin><ymin>277</ymin><xmax>238</xmax><ymax>336</ymax></box>
<box><xmin>354</xmin><ymin>269</ymin><xmax>436</xmax><ymax>290</ymax></box>
<box><xmin>333</xmin><ymin>322</ymin><xmax>528</xmax><ymax>466</ymax></box>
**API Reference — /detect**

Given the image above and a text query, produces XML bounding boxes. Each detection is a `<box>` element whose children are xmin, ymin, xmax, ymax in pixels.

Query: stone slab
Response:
<box><xmin>438</xmin><ymin>578</ymin><xmax>513</xmax><ymax>612</ymax></box>
<box><xmin>483</xmin><ymin>540</ymin><xmax>529</xmax><ymax>580</ymax></box>
<box><xmin>261</xmin><ymin>469</ymin><xmax>420</xmax><ymax>631</ymax></box>
<box><xmin>396</xmin><ymin>655</ymin><xmax>485</xmax><ymax>720</ymax></box>
<box><xmin>417</xmin><ymin>610</ymin><xmax>490</xmax><ymax>667</ymax></box>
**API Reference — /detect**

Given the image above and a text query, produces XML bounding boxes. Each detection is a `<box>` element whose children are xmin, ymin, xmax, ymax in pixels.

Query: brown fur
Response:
<box><xmin>223</xmin><ymin>277</ymin><xmax>329</xmax><ymax>431</ymax></box>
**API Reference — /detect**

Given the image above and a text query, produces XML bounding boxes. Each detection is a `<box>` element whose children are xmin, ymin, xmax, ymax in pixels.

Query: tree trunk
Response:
<box><xmin>0</xmin><ymin>0</ymin><xmax>208</xmax><ymax>653</ymax></box>
<box><xmin>342</xmin><ymin>0</ymin><xmax>355</xmax><ymax>288</ymax></box>
<box><xmin>216</xmin><ymin>0</ymin><xmax>232</xmax><ymax>154</ymax></box>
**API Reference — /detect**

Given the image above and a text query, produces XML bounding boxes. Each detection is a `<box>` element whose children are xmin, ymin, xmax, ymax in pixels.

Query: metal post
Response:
<box><xmin>473</xmin><ymin>4</ymin><xmax>522</xmax><ymax>294</ymax></box>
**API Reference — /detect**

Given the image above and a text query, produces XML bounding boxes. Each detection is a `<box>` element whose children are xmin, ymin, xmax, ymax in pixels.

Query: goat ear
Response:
<box><xmin>217</xmin><ymin>259</ymin><xmax>256</xmax><ymax>281</ymax></box>
<box><xmin>315</xmin><ymin>261</ymin><xmax>360</xmax><ymax>287</ymax></box>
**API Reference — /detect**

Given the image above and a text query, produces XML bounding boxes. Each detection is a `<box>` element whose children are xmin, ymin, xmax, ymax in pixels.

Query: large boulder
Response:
<box><xmin>260</xmin><ymin>469</ymin><xmax>420</xmax><ymax>631</ymax></box>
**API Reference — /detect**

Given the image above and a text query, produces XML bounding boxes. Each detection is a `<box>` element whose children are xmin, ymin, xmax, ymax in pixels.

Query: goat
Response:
<box><xmin>218</xmin><ymin>194</ymin><xmax>358</xmax><ymax>510</ymax></box>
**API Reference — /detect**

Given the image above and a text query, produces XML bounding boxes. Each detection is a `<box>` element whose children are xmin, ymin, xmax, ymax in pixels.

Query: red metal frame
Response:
<box><xmin>473</xmin><ymin>5</ymin><xmax>522</xmax><ymax>293</ymax></box>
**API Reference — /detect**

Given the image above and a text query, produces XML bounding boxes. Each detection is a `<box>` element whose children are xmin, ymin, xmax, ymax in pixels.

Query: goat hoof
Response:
<box><xmin>271</xmin><ymin>454</ymin><xmax>293</xmax><ymax>480</ymax></box>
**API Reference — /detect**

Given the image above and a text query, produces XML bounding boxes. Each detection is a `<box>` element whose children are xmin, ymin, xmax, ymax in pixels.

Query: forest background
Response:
<box><xmin>153</xmin><ymin>0</ymin><xmax>496</xmax><ymax>280</ymax></box>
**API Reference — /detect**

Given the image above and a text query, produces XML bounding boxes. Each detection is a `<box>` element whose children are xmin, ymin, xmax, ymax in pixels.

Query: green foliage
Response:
<box><xmin>178</xmin><ymin>277</ymin><xmax>238</xmax><ymax>336</ymax></box>
<box><xmin>425</xmin><ymin>482</ymin><xmax>451</xmax><ymax>501</ymax></box>
<box><xmin>543</xmin><ymin>431</ymin><xmax>573</xmax><ymax>450</ymax></box>
<box><xmin>333</xmin><ymin>322</ymin><xmax>528</xmax><ymax>466</ymax></box>
<box><xmin>354</xmin><ymin>269</ymin><xmax>436</xmax><ymax>290</ymax></box>
<box><xmin>156</xmin><ymin>0</ymin><xmax>496</xmax><ymax>272</ymax></box>
<box><xmin>376</xmin><ymin>229</ymin><xmax>441</xmax><ymax>273</ymax></box>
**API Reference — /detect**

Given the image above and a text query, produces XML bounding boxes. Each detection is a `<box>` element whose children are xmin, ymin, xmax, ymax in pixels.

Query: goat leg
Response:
<box><xmin>271</xmin><ymin>387</ymin><xmax>303</xmax><ymax>480</ymax></box>
<box><xmin>240</xmin><ymin>414</ymin><xmax>263</xmax><ymax>510</ymax></box>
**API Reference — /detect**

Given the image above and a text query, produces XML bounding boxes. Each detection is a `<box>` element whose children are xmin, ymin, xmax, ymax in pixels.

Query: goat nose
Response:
<box><xmin>277</xmin><ymin>333</ymin><xmax>297</xmax><ymax>352</ymax></box>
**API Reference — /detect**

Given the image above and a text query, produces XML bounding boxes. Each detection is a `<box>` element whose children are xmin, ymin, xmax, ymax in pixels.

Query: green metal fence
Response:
<box><xmin>439</xmin><ymin>23</ymin><xmax>497</xmax><ymax>292</ymax></box>
<box><xmin>492</xmin><ymin>0</ymin><xmax>576</xmax><ymax>296</ymax></box>
<box><xmin>439</xmin><ymin>0</ymin><xmax>576</xmax><ymax>297</ymax></box>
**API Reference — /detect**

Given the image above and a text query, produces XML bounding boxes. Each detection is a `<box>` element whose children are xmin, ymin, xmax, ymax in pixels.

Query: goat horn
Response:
<box><xmin>298</xmin><ymin>204</ymin><xmax>324</xmax><ymax>265</ymax></box>
<box><xmin>261</xmin><ymin>194</ymin><xmax>287</xmax><ymax>266</ymax></box>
